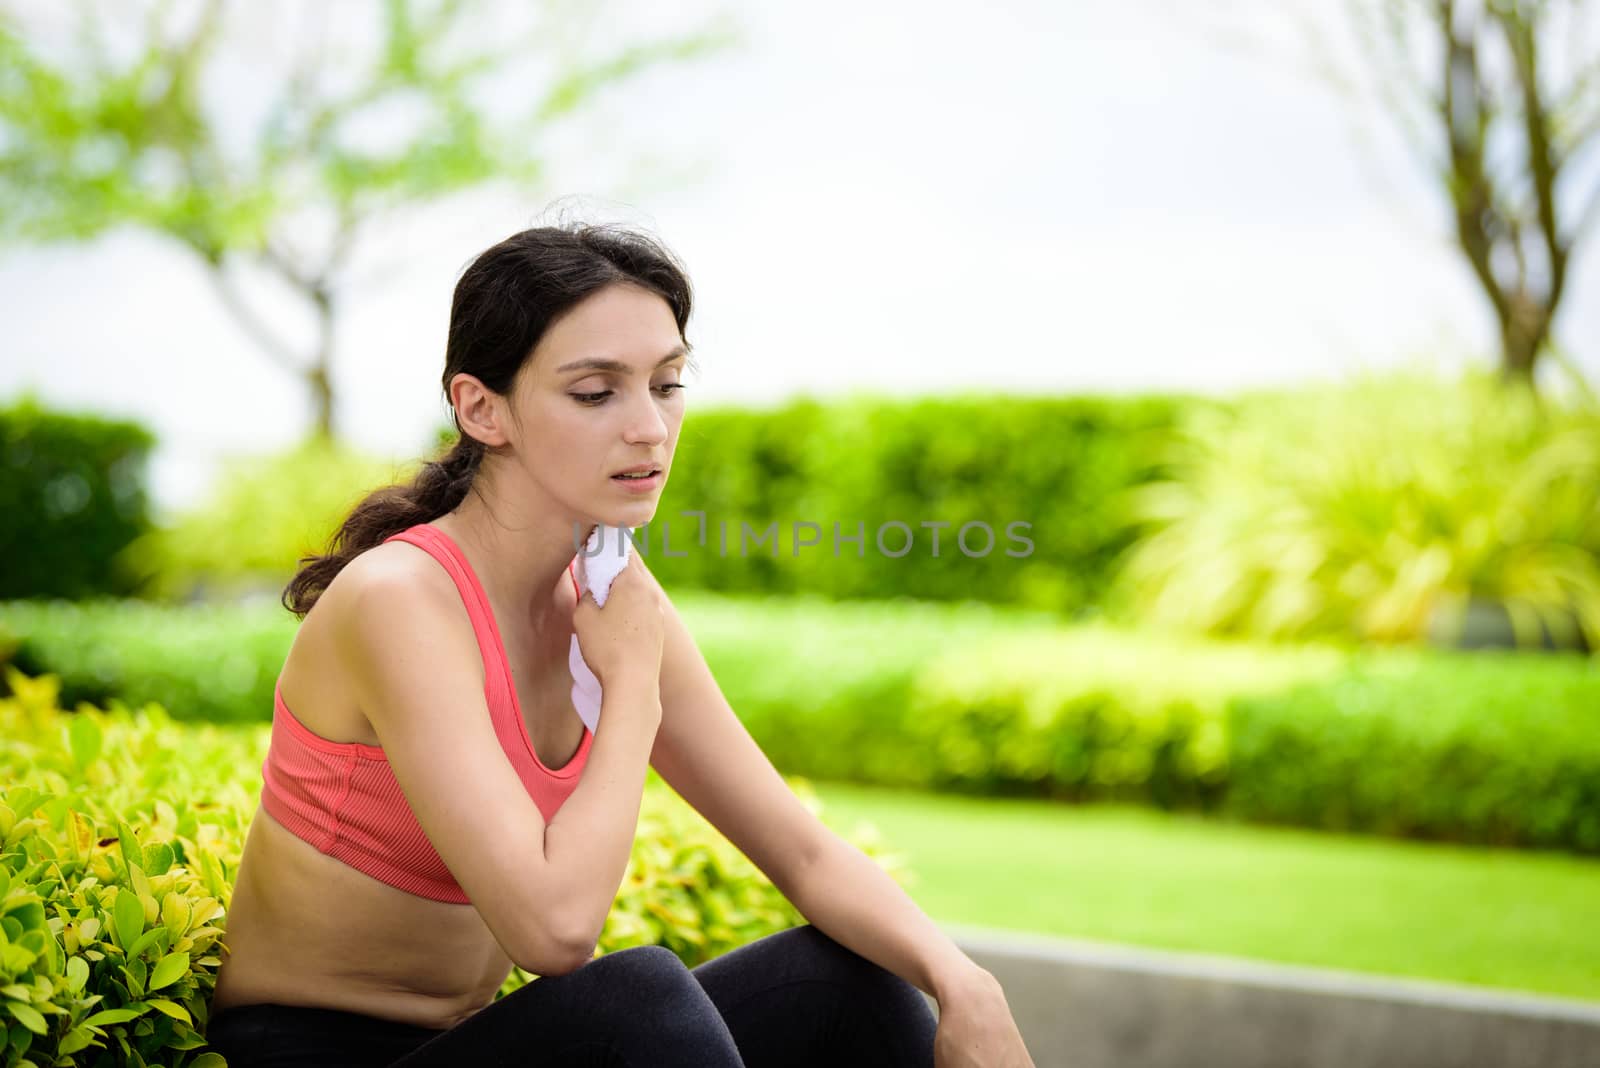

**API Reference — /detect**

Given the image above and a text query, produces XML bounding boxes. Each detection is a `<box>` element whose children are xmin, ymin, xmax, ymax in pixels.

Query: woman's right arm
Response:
<box><xmin>539</xmin><ymin>669</ymin><xmax>660</xmax><ymax>962</ymax></box>
<box><xmin>542</xmin><ymin>557</ymin><xmax>667</xmax><ymax>961</ymax></box>
<box><xmin>333</xmin><ymin>554</ymin><xmax>663</xmax><ymax>977</ymax></box>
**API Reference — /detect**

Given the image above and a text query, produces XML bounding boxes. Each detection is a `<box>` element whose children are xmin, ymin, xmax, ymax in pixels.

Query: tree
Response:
<box><xmin>0</xmin><ymin>0</ymin><xmax>736</xmax><ymax>438</ymax></box>
<box><xmin>1354</xmin><ymin>1</ymin><xmax>1600</xmax><ymax>386</ymax></box>
<box><xmin>1200</xmin><ymin>0</ymin><xmax>1600</xmax><ymax>388</ymax></box>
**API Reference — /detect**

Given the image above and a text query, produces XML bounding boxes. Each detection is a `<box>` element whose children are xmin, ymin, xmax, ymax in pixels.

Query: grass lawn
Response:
<box><xmin>807</xmin><ymin>779</ymin><xmax>1600</xmax><ymax>1003</ymax></box>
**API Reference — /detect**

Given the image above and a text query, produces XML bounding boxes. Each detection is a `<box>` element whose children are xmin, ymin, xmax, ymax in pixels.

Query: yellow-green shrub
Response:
<box><xmin>1114</xmin><ymin>369</ymin><xmax>1600</xmax><ymax>647</ymax></box>
<box><xmin>0</xmin><ymin>668</ymin><xmax>909</xmax><ymax>1065</ymax></box>
<box><xmin>0</xmin><ymin>670</ymin><xmax>242</xmax><ymax>1068</ymax></box>
<box><xmin>115</xmin><ymin>435</ymin><xmax>424</xmax><ymax>603</ymax></box>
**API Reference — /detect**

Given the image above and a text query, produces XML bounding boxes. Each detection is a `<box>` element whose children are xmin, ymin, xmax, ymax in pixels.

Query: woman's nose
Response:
<box><xmin>622</xmin><ymin>391</ymin><xmax>669</xmax><ymax>444</ymax></box>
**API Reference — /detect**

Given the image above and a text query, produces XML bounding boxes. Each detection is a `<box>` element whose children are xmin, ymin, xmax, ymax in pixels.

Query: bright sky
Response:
<box><xmin>2</xmin><ymin>0</ymin><xmax>1596</xmax><ymax>517</ymax></box>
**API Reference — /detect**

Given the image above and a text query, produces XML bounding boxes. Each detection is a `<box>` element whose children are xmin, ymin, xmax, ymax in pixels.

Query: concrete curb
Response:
<box><xmin>935</xmin><ymin>923</ymin><xmax>1600</xmax><ymax>1068</ymax></box>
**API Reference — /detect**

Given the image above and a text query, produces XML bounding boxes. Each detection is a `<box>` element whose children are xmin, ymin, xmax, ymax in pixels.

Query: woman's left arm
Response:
<box><xmin>784</xmin><ymin>830</ymin><xmax>1036</xmax><ymax>1066</ymax></box>
<box><xmin>630</xmin><ymin>558</ymin><xmax>1034</xmax><ymax>1066</ymax></box>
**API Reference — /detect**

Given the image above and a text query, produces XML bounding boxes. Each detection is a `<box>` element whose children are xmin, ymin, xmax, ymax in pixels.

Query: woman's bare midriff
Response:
<box><xmin>209</xmin><ymin>802</ymin><xmax>515</xmax><ymax>1030</ymax></box>
<box><xmin>211</xmin><ymin>540</ymin><xmax>585</xmax><ymax>1031</ymax></box>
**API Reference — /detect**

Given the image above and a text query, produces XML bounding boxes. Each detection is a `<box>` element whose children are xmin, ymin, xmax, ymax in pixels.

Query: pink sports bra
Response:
<box><xmin>258</xmin><ymin>522</ymin><xmax>593</xmax><ymax>903</ymax></box>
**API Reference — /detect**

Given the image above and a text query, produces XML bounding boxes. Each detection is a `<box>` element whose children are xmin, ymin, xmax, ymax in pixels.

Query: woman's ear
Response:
<box><xmin>449</xmin><ymin>373</ymin><xmax>511</xmax><ymax>448</ymax></box>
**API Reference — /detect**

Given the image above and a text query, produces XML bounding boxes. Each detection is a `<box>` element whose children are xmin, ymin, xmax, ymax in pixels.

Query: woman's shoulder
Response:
<box><xmin>278</xmin><ymin>541</ymin><xmax>456</xmax><ymax>747</ymax></box>
<box><xmin>292</xmin><ymin>539</ymin><xmax>481</xmax><ymax>719</ymax></box>
<box><xmin>310</xmin><ymin>537</ymin><xmax>461</xmax><ymax>641</ymax></box>
<box><xmin>342</xmin><ymin>524</ymin><xmax>470</xmax><ymax>587</ymax></box>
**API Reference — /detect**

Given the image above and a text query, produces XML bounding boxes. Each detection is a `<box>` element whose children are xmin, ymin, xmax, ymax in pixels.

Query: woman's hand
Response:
<box><xmin>571</xmin><ymin>555</ymin><xmax>664</xmax><ymax>694</ymax></box>
<box><xmin>933</xmin><ymin>968</ymin><xmax>1036</xmax><ymax>1067</ymax></box>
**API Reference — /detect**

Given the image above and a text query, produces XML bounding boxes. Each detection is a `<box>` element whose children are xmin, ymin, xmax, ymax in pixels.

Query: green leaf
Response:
<box><xmin>161</xmin><ymin>893</ymin><xmax>192</xmax><ymax>938</ymax></box>
<box><xmin>128</xmin><ymin>861</ymin><xmax>152</xmax><ymax>900</ymax></box>
<box><xmin>66</xmin><ymin>955</ymin><xmax>89</xmax><ymax>992</ymax></box>
<box><xmin>198</xmin><ymin>850</ymin><xmax>225</xmax><ymax>900</ymax></box>
<box><xmin>83</xmin><ymin>1006</ymin><xmax>146</xmax><ymax>1027</ymax></box>
<box><xmin>123</xmin><ymin>956</ymin><xmax>147</xmax><ymax>998</ymax></box>
<box><xmin>129</xmin><ymin>923</ymin><xmax>170</xmax><ymax>961</ymax></box>
<box><xmin>57</xmin><ymin>1024</ymin><xmax>98</xmax><ymax>1055</ymax></box>
<box><xmin>142</xmin><ymin>841</ymin><xmax>174</xmax><ymax>876</ymax></box>
<box><xmin>117</xmin><ymin>820</ymin><xmax>142</xmax><ymax>875</ymax></box>
<box><xmin>3</xmin><ymin>900</ymin><xmax>45</xmax><ymax>930</ymax></box>
<box><xmin>1</xmin><ymin>944</ymin><xmax>36</xmax><ymax>971</ymax></box>
<box><xmin>166</xmin><ymin>1023</ymin><xmax>207</xmax><ymax>1048</ymax></box>
<box><xmin>113</xmin><ymin>887</ymin><xmax>145</xmax><ymax>950</ymax></box>
<box><xmin>148</xmin><ymin>951</ymin><xmax>189</xmax><ymax>991</ymax></box>
<box><xmin>68</xmin><ymin>712</ymin><xmax>103</xmax><ymax>769</ymax></box>
<box><xmin>144</xmin><ymin>996</ymin><xmax>189</xmax><ymax>1023</ymax></box>
<box><xmin>3</xmin><ymin>1000</ymin><xmax>47</xmax><ymax>1034</ymax></box>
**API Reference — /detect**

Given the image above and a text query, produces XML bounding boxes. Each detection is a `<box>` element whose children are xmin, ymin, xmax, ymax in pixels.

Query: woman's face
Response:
<box><xmin>505</xmin><ymin>282</ymin><xmax>688</xmax><ymax>527</ymax></box>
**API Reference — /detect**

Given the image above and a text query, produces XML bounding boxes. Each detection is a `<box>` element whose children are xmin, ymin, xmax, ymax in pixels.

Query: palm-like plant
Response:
<box><xmin>1113</xmin><ymin>369</ymin><xmax>1600</xmax><ymax>649</ymax></box>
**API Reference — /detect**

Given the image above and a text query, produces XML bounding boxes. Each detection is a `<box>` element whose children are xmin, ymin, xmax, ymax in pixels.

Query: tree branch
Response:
<box><xmin>200</xmin><ymin>254</ymin><xmax>308</xmax><ymax>378</ymax></box>
<box><xmin>1490</xmin><ymin>3</ymin><xmax>1568</xmax><ymax>309</ymax></box>
<box><xmin>1438</xmin><ymin>0</ymin><xmax>1511</xmax><ymax>326</ymax></box>
<box><xmin>261</xmin><ymin>238</ymin><xmax>316</xmax><ymax>293</ymax></box>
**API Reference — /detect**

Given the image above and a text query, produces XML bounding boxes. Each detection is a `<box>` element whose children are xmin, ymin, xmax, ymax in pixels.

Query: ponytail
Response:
<box><xmin>280</xmin><ymin>434</ymin><xmax>486</xmax><ymax>618</ymax></box>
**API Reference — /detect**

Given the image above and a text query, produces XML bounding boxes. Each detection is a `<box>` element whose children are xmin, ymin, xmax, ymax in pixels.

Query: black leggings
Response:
<box><xmin>204</xmin><ymin>924</ymin><xmax>939</xmax><ymax>1067</ymax></box>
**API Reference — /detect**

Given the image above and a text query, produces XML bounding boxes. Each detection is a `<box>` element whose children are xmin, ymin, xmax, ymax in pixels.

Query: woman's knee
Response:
<box><xmin>695</xmin><ymin>925</ymin><xmax>937</xmax><ymax>1065</ymax></box>
<box><xmin>564</xmin><ymin>945</ymin><xmax>743</xmax><ymax>1062</ymax></box>
<box><xmin>781</xmin><ymin>925</ymin><xmax>915</xmax><ymax>992</ymax></box>
<box><xmin>782</xmin><ymin>925</ymin><xmax>937</xmax><ymax>1028</ymax></box>
<box><xmin>576</xmin><ymin>945</ymin><xmax>722</xmax><ymax>1023</ymax></box>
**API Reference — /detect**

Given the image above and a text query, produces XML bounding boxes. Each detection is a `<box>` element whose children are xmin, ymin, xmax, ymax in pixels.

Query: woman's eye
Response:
<box><xmin>571</xmin><ymin>384</ymin><xmax>686</xmax><ymax>406</ymax></box>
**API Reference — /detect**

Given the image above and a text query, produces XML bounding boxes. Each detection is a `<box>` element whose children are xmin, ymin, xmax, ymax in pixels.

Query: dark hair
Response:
<box><xmin>281</xmin><ymin>222</ymin><xmax>695</xmax><ymax>619</ymax></box>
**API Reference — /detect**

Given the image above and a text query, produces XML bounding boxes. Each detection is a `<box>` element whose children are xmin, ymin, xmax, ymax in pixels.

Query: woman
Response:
<box><xmin>205</xmin><ymin>223</ymin><xmax>1035</xmax><ymax>1067</ymax></box>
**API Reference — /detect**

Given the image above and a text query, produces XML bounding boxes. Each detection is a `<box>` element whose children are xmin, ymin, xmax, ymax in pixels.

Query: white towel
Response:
<box><xmin>567</xmin><ymin>524</ymin><xmax>634</xmax><ymax>734</ymax></box>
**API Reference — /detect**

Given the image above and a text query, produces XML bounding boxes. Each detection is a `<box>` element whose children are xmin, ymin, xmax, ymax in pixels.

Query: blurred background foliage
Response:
<box><xmin>114</xmin><ymin>434</ymin><xmax>424</xmax><ymax>603</ymax></box>
<box><xmin>0</xmin><ymin>394</ymin><xmax>156</xmax><ymax>601</ymax></box>
<box><xmin>13</xmin><ymin>368</ymin><xmax>1598</xmax><ymax>657</ymax></box>
<box><xmin>5</xmin><ymin>365</ymin><xmax>1599</xmax><ymax>869</ymax></box>
<box><xmin>1112</xmin><ymin>368</ymin><xmax>1600</xmax><ymax>650</ymax></box>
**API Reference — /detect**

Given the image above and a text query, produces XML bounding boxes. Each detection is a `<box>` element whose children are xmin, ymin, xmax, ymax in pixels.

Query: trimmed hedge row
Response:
<box><xmin>637</xmin><ymin>393</ymin><xmax>1191</xmax><ymax>613</ymax></box>
<box><xmin>692</xmin><ymin>601</ymin><xmax>1600</xmax><ymax>853</ymax></box>
<box><xmin>0</xmin><ymin>667</ymin><xmax>905</xmax><ymax>1068</ymax></box>
<box><xmin>1226</xmin><ymin>657</ymin><xmax>1600</xmax><ymax>850</ymax></box>
<box><xmin>0</xmin><ymin>599</ymin><xmax>297</xmax><ymax>726</ymax></box>
<box><xmin>5</xmin><ymin>594</ymin><xmax>1596</xmax><ymax>855</ymax></box>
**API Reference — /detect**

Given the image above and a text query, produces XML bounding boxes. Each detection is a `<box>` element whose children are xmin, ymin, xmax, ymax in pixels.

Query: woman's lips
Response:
<box><xmin>611</xmin><ymin>471</ymin><xmax>662</xmax><ymax>492</ymax></box>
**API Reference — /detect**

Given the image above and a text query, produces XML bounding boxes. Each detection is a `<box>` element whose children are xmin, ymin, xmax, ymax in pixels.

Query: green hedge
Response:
<box><xmin>6</xmin><ymin>594</ymin><xmax>1596</xmax><ymax>856</ymax></box>
<box><xmin>0</xmin><ymin>667</ymin><xmax>905</xmax><ymax>1067</ymax></box>
<box><xmin>643</xmin><ymin>393</ymin><xmax>1190</xmax><ymax>613</ymax></box>
<box><xmin>1226</xmin><ymin>655</ymin><xmax>1600</xmax><ymax>851</ymax></box>
<box><xmin>0</xmin><ymin>394</ymin><xmax>156</xmax><ymax>601</ymax></box>
<box><xmin>690</xmin><ymin>600</ymin><xmax>1600</xmax><ymax>853</ymax></box>
<box><xmin>0</xmin><ymin>599</ymin><xmax>298</xmax><ymax>725</ymax></box>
